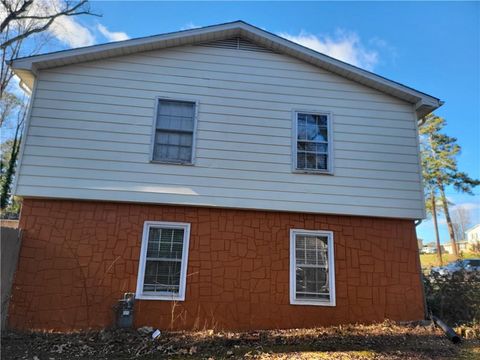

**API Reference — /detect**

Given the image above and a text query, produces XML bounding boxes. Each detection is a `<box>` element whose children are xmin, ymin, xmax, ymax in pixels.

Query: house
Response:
<box><xmin>422</xmin><ymin>242</ymin><xmax>438</xmax><ymax>254</ymax></box>
<box><xmin>7</xmin><ymin>21</ymin><xmax>442</xmax><ymax>331</ymax></box>
<box><xmin>466</xmin><ymin>224</ymin><xmax>480</xmax><ymax>246</ymax></box>
<box><xmin>443</xmin><ymin>241</ymin><xmax>470</xmax><ymax>254</ymax></box>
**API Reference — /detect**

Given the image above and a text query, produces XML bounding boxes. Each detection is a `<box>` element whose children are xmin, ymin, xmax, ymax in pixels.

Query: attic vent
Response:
<box><xmin>195</xmin><ymin>37</ymin><xmax>273</xmax><ymax>53</ymax></box>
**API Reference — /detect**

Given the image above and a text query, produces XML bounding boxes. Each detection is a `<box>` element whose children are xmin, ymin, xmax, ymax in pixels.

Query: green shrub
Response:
<box><xmin>423</xmin><ymin>268</ymin><xmax>480</xmax><ymax>325</ymax></box>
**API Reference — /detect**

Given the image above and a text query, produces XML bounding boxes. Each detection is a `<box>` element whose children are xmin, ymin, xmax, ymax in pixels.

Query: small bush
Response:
<box><xmin>423</xmin><ymin>268</ymin><xmax>480</xmax><ymax>325</ymax></box>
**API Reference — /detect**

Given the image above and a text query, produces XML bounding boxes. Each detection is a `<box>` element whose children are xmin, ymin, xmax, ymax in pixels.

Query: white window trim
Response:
<box><xmin>289</xmin><ymin>229</ymin><xmax>336</xmax><ymax>306</ymax></box>
<box><xmin>135</xmin><ymin>221</ymin><xmax>191</xmax><ymax>301</ymax></box>
<box><xmin>150</xmin><ymin>96</ymin><xmax>199</xmax><ymax>165</ymax></box>
<box><xmin>291</xmin><ymin>110</ymin><xmax>334</xmax><ymax>175</ymax></box>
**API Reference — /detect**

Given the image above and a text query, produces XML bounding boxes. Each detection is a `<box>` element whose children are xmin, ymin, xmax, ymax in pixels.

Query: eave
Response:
<box><xmin>8</xmin><ymin>20</ymin><xmax>443</xmax><ymax>118</ymax></box>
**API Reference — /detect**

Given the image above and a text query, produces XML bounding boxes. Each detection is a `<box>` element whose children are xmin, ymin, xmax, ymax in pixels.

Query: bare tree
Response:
<box><xmin>0</xmin><ymin>96</ymin><xmax>25</xmax><ymax>210</ymax></box>
<box><xmin>0</xmin><ymin>0</ymin><xmax>98</xmax><ymax>213</ymax></box>
<box><xmin>1</xmin><ymin>0</ymin><xmax>99</xmax><ymax>96</ymax></box>
<box><xmin>451</xmin><ymin>205</ymin><xmax>472</xmax><ymax>241</ymax></box>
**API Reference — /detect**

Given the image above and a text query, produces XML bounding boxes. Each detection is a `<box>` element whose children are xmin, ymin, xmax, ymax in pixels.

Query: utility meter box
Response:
<box><xmin>116</xmin><ymin>293</ymin><xmax>135</xmax><ymax>328</ymax></box>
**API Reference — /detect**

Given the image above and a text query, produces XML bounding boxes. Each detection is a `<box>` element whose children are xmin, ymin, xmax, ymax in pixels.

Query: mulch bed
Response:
<box><xmin>1</xmin><ymin>321</ymin><xmax>479</xmax><ymax>359</ymax></box>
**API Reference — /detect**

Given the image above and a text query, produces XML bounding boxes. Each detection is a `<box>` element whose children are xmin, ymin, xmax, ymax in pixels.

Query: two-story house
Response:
<box><xmin>7</xmin><ymin>21</ymin><xmax>442</xmax><ymax>331</ymax></box>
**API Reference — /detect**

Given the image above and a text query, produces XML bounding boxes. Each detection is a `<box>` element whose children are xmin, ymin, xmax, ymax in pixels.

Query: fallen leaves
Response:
<box><xmin>1</xmin><ymin>321</ymin><xmax>479</xmax><ymax>359</ymax></box>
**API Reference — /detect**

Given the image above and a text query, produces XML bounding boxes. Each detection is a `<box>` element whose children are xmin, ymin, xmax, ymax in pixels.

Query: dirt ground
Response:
<box><xmin>1</xmin><ymin>321</ymin><xmax>479</xmax><ymax>360</ymax></box>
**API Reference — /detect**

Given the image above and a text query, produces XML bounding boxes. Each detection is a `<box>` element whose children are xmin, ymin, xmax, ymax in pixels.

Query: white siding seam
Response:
<box><xmin>20</xmin><ymin>163</ymin><xmax>421</xmax><ymax>192</ymax></box>
<box><xmin>21</xmin><ymin>153</ymin><xmax>421</xmax><ymax>181</ymax></box>
<box><xmin>16</xmin><ymin>183</ymin><xmax>424</xmax><ymax>211</ymax></box>
<box><xmin>33</xmin><ymin>89</ymin><xmax>414</xmax><ymax>116</ymax></box>
<box><xmin>32</xmin><ymin>104</ymin><xmax>415</xmax><ymax>128</ymax></box>
<box><xmin>29</xmin><ymin>123</ymin><xmax>419</xmax><ymax>143</ymax></box>
<box><xmin>19</xmin><ymin>172</ymin><xmax>421</xmax><ymax>201</ymax></box>
<box><xmin>72</xmin><ymin>62</ymin><xmax>405</xmax><ymax>106</ymax></box>
<box><xmin>36</xmin><ymin>74</ymin><xmax>409</xmax><ymax>115</ymax></box>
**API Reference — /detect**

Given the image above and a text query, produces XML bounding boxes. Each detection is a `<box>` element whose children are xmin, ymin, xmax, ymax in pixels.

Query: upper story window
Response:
<box><xmin>293</xmin><ymin>111</ymin><xmax>332</xmax><ymax>173</ymax></box>
<box><xmin>290</xmin><ymin>229</ymin><xmax>335</xmax><ymax>306</ymax></box>
<box><xmin>136</xmin><ymin>221</ymin><xmax>191</xmax><ymax>301</ymax></box>
<box><xmin>152</xmin><ymin>98</ymin><xmax>197</xmax><ymax>164</ymax></box>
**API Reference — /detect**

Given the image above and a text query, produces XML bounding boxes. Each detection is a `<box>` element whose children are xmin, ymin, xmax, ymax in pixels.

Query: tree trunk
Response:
<box><xmin>0</xmin><ymin>124</ymin><xmax>21</xmax><ymax>209</ymax></box>
<box><xmin>431</xmin><ymin>191</ymin><xmax>443</xmax><ymax>266</ymax></box>
<box><xmin>438</xmin><ymin>184</ymin><xmax>458</xmax><ymax>258</ymax></box>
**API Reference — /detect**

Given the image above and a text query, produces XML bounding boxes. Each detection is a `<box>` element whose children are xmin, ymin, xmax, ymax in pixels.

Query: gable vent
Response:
<box><xmin>195</xmin><ymin>37</ymin><xmax>273</xmax><ymax>53</ymax></box>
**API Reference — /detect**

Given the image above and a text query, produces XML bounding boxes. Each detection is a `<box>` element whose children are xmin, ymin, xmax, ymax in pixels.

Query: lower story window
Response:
<box><xmin>136</xmin><ymin>221</ymin><xmax>190</xmax><ymax>300</ymax></box>
<box><xmin>290</xmin><ymin>229</ymin><xmax>335</xmax><ymax>306</ymax></box>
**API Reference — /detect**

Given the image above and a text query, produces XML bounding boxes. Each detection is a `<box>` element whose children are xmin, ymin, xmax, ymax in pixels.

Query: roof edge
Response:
<box><xmin>9</xmin><ymin>20</ymin><xmax>442</xmax><ymax>116</ymax></box>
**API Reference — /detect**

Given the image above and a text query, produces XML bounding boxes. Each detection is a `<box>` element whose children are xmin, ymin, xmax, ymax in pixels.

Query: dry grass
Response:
<box><xmin>2</xmin><ymin>321</ymin><xmax>480</xmax><ymax>359</ymax></box>
<box><xmin>420</xmin><ymin>252</ymin><xmax>479</xmax><ymax>269</ymax></box>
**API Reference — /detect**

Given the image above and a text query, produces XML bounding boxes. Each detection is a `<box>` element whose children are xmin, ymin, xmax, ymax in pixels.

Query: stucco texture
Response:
<box><xmin>8</xmin><ymin>198</ymin><xmax>424</xmax><ymax>331</ymax></box>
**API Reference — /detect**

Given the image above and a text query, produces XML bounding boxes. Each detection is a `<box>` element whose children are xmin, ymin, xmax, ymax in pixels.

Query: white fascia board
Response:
<box><xmin>9</xmin><ymin>21</ymin><xmax>442</xmax><ymax>116</ymax></box>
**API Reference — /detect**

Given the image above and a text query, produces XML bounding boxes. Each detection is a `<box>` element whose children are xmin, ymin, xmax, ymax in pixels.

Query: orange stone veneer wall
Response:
<box><xmin>8</xmin><ymin>198</ymin><xmax>425</xmax><ymax>331</ymax></box>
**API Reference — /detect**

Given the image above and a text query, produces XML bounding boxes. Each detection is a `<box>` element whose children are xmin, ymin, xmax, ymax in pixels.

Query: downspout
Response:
<box><xmin>414</xmin><ymin>219</ymin><xmax>428</xmax><ymax>320</ymax></box>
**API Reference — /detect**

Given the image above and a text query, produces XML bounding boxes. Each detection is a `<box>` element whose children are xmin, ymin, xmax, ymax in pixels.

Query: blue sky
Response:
<box><xmin>16</xmin><ymin>1</ymin><xmax>480</xmax><ymax>243</ymax></box>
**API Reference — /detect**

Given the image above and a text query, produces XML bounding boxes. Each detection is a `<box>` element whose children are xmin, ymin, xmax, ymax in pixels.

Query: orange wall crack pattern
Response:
<box><xmin>8</xmin><ymin>198</ymin><xmax>424</xmax><ymax>331</ymax></box>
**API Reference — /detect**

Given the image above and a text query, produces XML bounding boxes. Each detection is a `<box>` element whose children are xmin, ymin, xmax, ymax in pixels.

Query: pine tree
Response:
<box><xmin>419</xmin><ymin>114</ymin><xmax>479</xmax><ymax>258</ymax></box>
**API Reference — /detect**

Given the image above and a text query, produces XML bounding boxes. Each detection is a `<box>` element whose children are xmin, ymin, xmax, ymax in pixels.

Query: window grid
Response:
<box><xmin>143</xmin><ymin>228</ymin><xmax>184</xmax><ymax>294</ymax></box>
<box><xmin>290</xmin><ymin>230</ymin><xmax>335</xmax><ymax>306</ymax></box>
<box><xmin>136</xmin><ymin>222</ymin><xmax>190</xmax><ymax>301</ymax></box>
<box><xmin>294</xmin><ymin>112</ymin><xmax>331</xmax><ymax>172</ymax></box>
<box><xmin>152</xmin><ymin>99</ymin><xmax>196</xmax><ymax>164</ymax></box>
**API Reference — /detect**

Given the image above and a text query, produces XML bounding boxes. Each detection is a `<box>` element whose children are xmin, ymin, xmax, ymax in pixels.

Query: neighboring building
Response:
<box><xmin>7</xmin><ymin>21</ymin><xmax>442</xmax><ymax>331</ymax></box>
<box><xmin>422</xmin><ymin>242</ymin><xmax>442</xmax><ymax>254</ymax></box>
<box><xmin>443</xmin><ymin>241</ymin><xmax>470</xmax><ymax>254</ymax></box>
<box><xmin>442</xmin><ymin>225</ymin><xmax>480</xmax><ymax>254</ymax></box>
<box><xmin>466</xmin><ymin>224</ymin><xmax>480</xmax><ymax>244</ymax></box>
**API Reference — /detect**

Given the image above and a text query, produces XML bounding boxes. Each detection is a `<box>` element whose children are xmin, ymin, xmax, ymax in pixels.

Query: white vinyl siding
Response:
<box><xmin>15</xmin><ymin>42</ymin><xmax>425</xmax><ymax>219</ymax></box>
<box><xmin>152</xmin><ymin>98</ymin><xmax>196</xmax><ymax>164</ymax></box>
<box><xmin>290</xmin><ymin>229</ymin><xmax>335</xmax><ymax>306</ymax></box>
<box><xmin>136</xmin><ymin>221</ymin><xmax>190</xmax><ymax>301</ymax></box>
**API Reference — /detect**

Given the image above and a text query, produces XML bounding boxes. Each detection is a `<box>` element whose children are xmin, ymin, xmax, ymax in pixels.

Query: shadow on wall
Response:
<box><xmin>1</xmin><ymin>221</ymin><xmax>22</xmax><ymax>330</ymax></box>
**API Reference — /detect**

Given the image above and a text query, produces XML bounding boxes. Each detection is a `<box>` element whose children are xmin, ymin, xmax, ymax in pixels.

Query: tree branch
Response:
<box><xmin>1</xmin><ymin>0</ymin><xmax>100</xmax><ymax>49</ymax></box>
<box><xmin>0</xmin><ymin>0</ymin><xmax>34</xmax><ymax>33</ymax></box>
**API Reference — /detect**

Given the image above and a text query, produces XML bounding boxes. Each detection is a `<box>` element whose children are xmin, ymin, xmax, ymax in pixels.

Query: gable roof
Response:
<box><xmin>466</xmin><ymin>224</ymin><xmax>480</xmax><ymax>234</ymax></box>
<box><xmin>9</xmin><ymin>20</ymin><xmax>442</xmax><ymax>118</ymax></box>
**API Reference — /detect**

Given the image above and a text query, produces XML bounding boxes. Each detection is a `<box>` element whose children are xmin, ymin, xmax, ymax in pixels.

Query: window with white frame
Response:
<box><xmin>290</xmin><ymin>229</ymin><xmax>335</xmax><ymax>306</ymax></box>
<box><xmin>136</xmin><ymin>221</ymin><xmax>190</xmax><ymax>300</ymax></box>
<box><xmin>294</xmin><ymin>112</ymin><xmax>332</xmax><ymax>172</ymax></box>
<box><xmin>152</xmin><ymin>99</ymin><xmax>196</xmax><ymax>163</ymax></box>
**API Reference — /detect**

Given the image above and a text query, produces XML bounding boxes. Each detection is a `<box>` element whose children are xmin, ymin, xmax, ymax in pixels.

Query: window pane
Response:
<box><xmin>316</xmin><ymin>154</ymin><xmax>328</xmax><ymax>170</ymax></box>
<box><xmin>315</xmin><ymin>127</ymin><xmax>328</xmax><ymax>142</ymax></box>
<box><xmin>296</xmin><ymin>267</ymin><xmax>328</xmax><ymax>296</ymax></box>
<box><xmin>306</xmin><ymin>153</ymin><xmax>316</xmax><ymax>169</ymax></box>
<box><xmin>297</xmin><ymin>152</ymin><xmax>306</xmax><ymax>169</ymax></box>
<box><xmin>315</xmin><ymin>115</ymin><xmax>328</xmax><ymax>127</ymax></box>
<box><xmin>143</xmin><ymin>260</ymin><xmax>181</xmax><ymax>293</ymax></box>
<box><xmin>294</xmin><ymin>233</ymin><xmax>330</xmax><ymax>301</ymax></box>
<box><xmin>154</xmin><ymin>131</ymin><xmax>193</xmax><ymax>162</ymax></box>
<box><xmin>296</xmin><ymin>266</ymin><xmax>329</xmax><ymax>294</ymax></box>
<box><xmin>316</xmin><ymin>143</ymin><xmax>328</xmax><ymax>153</ymax></box>
<box><xmin>296</xmin><ymin>113</ymin><xmax>329</xmax><ymax>171</ymax></box>
<box><xmin>179</xmin><ymin>146</ymin><xmax>192</xmax><ymax>161</ymax></box>
<box><xmin>295</xmin><ymin>235</ymin><xmax>328</xmax><ymax>266</ymax></box>
<box><xmin>143</xmin><ymin>226</ymin><xmax>186</xmax><ymax>295</ymax></box>
<box><xmin>297</xmin><ymin>124</ymin><xmax>306</xmax><ymax>140</ymax></box>
<box><xmin>166</xmin><ymin>145</ymin><xmax>180</xmax><ymax>160</ymax></box>
<box><xmin>153</xmin><ymin>99</ymin><xmax>195</xmax><ymax>162</ymax></box>
<box><xmin>146</xmin><ymin>227</ymin><xmax>184</xmax><ymax>260</ymax></box>
<box><xmin>157</xmin><ymin>100</ymin><xmax>195</xmax><ymax>131</ymax></box>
